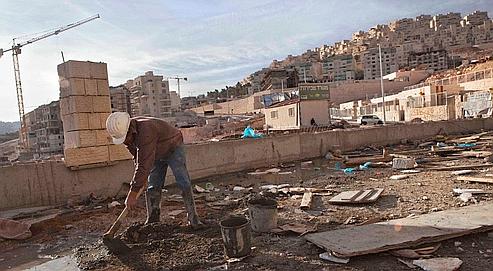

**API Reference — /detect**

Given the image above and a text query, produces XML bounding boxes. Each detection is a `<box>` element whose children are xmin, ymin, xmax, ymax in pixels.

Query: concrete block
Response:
<box><xmin>96</xmin><ymin>79</ymin><xmax>110</xmax><ymax>96</ymax></box>
<box><xmin>95</xmin><ymin>129</ymin><xmax>111</xmax><ymax>145</ymax></box>
<box><xmin>89</xmin><ymin>62</ymin><xmax>108</xmax><ymax>80</ymax></box>
<box><xmin>59</xmin><ymin>98</ymin><xmax>70</xmax><ymax>116</ymax></box>
<box><xmin>57</xmin><ymin>61</ymin><xmax>91</xmax><ymax>79</ymax></box>
<box><xmin>64</xmin><ymin>130</ymin><xmax>96</xmax><ymax>148</ymax></box>
<box><xmin>59</xmin><ymin>78</ymin><xmax>86</xmax><ymax>97</ymax></box>
<box><xmin>62</xmin><ymin>113</ymin><xmax>90</xmax><ymax>131</ymax></box>
<box><xmin>108</xmin><ymin>144</ymin><xmax>133</xmax><ymax>161</ymax></box>
<box><xmin>99</xmin><ymin>113</ymin><xmax>111</xmax><ymax>129</ymax></box>
<box><xmin>88</xmin><ymin>113</ymin><xmax>103</xmax><ymax>129</ymax></box>
<box><xmin>64</xmin><ymin>146</ymin><xmax>109</xmax><ymax>167</ymax></box>
<box><xmin>92</xmin><ymin>96</ymin><xmax>111</xmax><ymax>113</ymax></box>
<box><xmin>69</xmin><ymin>96</ymin><xmax>93</xmax><ymax>113</ymax></box>
<box><xmin>84</xmin><ymin>79</ymin><xmax>98</xmax><ymax>96</ymax></box>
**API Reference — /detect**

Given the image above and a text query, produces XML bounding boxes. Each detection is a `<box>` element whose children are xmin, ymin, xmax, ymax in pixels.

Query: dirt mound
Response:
<box><xmin>75</xmin><ymin>222</ymin><xmax>224</xmax><ymax>271</ymax></box>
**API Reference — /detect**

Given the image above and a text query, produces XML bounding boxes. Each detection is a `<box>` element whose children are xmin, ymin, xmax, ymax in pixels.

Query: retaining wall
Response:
<box><xmin>1</xmin><ymin>118</ymin><xmax>493</xmax><ymax>210</ymax></box>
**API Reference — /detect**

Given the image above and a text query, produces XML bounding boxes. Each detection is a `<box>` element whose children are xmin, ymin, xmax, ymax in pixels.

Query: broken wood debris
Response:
<box><xmin>424</xmin><ymin>163</ymin><xmax>493</xmax><ymax>171</ymax></box>
<box><xmin>300</xmin><ymin>192</ymin><xmax>313</xmax><ymax>210</ymax></box>
<box><xmin>389</xmin><ymin>244</ymin><xmax>441</xmax><ymax>259</ymax></box>
<box><xmin>329</xmin><ymin>188</ymin><xmax>384</xmax><ymax>204</ymax></box>
<box><xmin>457</xmin><ymin>176</ymin><xmax>493</xmax><ymax>184</ymax></box>
<box><xmin>412</xmin><ymin>257</ymin><xmax>463</xmax><ymax>271</ymax></box>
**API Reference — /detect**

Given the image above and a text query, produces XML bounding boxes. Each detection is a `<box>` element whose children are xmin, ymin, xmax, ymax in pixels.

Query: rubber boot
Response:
<box><xmin>181</xmin><ymin>186</ymin><xmax>204</xmax><ymax>229</ymax></box>
<box><xmin>145</xmin><ymin>189</ymin><xmax>162</xmax><ymax>224</ymax></box>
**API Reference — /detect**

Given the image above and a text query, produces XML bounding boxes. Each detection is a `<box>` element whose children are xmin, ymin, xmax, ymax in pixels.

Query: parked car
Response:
<box><xmin>358</xmin><ymin>115</ymin><xmax>383</xmax><ymax>125</ymax></box>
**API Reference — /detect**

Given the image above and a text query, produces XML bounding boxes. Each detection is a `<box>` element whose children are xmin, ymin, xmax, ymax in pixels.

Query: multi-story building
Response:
<box><xmin>430</xmin><ymin>12</ymin><xmax>462</xmax><ymax>30</ymax></box>
<box><xmin>321</xmin><ymin>54</ymin><xmax>355</xmax><ymax>82</ymax></box>
<box><xmin>261</xmin><ymin>68</ymin><xmax>299</xmax><ymax>91</ymax></box>
<box><xmin>362</xmin><ymin>47</ymin><xmax>398</xmax><ymax>80</ymax></box>
<box><xmin>462</xmin><ymin>11</ymin><xmax>489</xmax><ymax>26</ymax></box>
<box><xmin>109</xmin><ymin>85</ymin><xmax>132</xmax><ymax>115</ymax></box>
<box><xmin>125</xmin><ymin>71</ymin><xmax>171</xmax><ymax>118</ymax></box>
<box><xmin>408</xmin><ymin>49</ymin><xmax>449</xmax><ymax>71</ymax></box>
<box><xmin>23</xmin><ymin>100</ymin><xmax>64</xmax><ymax>158</ymax></box>
<box><xmin>170</xmin><ymin>91</ymin><xmax>181</xmax><ymax>113</ymax></box>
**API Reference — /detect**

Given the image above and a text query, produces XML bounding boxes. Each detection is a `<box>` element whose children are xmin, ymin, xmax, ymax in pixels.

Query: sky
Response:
<box><xmin>0</xmin><ymin>0</ymin><xmax>492</xmax><ymax>121</ymax></box>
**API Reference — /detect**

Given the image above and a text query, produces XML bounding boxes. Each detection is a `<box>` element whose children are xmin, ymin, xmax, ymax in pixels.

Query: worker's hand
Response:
<box><xmin>125</xmin><ymin>190</ymin><xmax>139</xmax><ymax>210</ymax></box>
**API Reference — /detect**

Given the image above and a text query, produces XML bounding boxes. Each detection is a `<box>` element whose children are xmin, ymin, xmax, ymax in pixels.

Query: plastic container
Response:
<box><xmin>248</xmin><ymin>198</ymin><xmax>278</xmax><ymax>232</ymax></box>
<box><xmin>220</xmin><ymin>216</ymin><xmax>252</xmax><ymax>258</ymax></box>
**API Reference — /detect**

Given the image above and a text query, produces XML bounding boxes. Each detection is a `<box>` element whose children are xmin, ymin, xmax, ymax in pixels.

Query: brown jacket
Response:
<box><xmin>124</xmin><ymin>117</ymin><xmax>183</xmax><ymax>192</ymax></box>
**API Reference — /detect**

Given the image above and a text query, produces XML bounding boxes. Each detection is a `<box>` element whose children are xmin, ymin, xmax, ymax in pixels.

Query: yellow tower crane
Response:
<box><xmin>0</xmin><ymin>14</ymin><xmax>100</xmax><ymax>148</ymax></box>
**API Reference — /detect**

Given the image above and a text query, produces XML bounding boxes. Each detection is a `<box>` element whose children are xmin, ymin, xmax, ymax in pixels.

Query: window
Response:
<box><xmin>288</xmin><ymin>108</ymin><xmax>295</xmax><ymax>117</ymax></box>
<box><xmin>271</xmin><ymin>110</ymin><xmax>278</xmax><ymax>119</ymax></box>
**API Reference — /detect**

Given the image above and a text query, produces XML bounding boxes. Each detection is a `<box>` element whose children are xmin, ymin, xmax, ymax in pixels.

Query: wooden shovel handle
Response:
<box><xmin>104</xmin><ymin>186</ymin><xmax>145</xmax><ymax>238</ymax></box>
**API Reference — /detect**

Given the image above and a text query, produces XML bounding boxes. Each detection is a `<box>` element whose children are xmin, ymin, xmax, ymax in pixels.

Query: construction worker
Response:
<box><xmin>105</xmin><ymin>112</ymin><xmax>203</xmax><ymax>227</ymax></box>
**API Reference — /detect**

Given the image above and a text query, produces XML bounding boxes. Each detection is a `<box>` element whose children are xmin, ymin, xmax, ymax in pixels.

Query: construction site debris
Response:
<box><xmin>248</xmin><ymin>198</ymin><xmax>278</xmax><ymax>233</ymax></box>
<box><xmin>300</xmin><ymin>192</ymin><xmax>313</xmax><ymax>209</ymax></box>
<box><xmin>319</xmin><ymin>252</ymin><xmax>350</xmax><ymax>264</ymax></box>
<box><xmin>276</xmin><ymin>223</ymin><xmax>317</xmax><ymax>236</ymax></box>
<box><xmin>390</xmin><ymin>244</ymin><xmax>441</xmax><ymax>259</ymax></box>
<box><xmin>392</xmin><ymin>157</ymin><xmax>417</xmax><ymax>169</ymax></box>
<box><xmin>412</xmin><ymin>257</ymin><xmax>463</xmax><ymax>271</ymax></box>
<box><xmin>305</xmin><ymin>203</ymin><xmax>493</xmax><ymax>257</ymax></box>
<box><xmin>107</xmin><ymin>201</ymin><xmax>121</xmax><ymax>208</ymax></box>
<box><xmin>328</xmin><ymin>188</ymin><xmax>384</xmax><ymax>204</ymax></box>
<box><xmin>451</xmin><ymin>170</ymin><xmax>474</xmax><ymax>176</ymax></box>
<box><xmin>452</xmin><ymin>188</ymin><xmax>486</xmax><ymax>195</ymax></box>
<box><xmin>401</xmin><ymin>169</ymin><xmax>421</xmax><ymax>174</ymax></box>
<box><xmin>426</xmin><ymin>164</ymin><xmax>493</xmax><ymax>171</ymax></box>
<box><xmin>0</xmin><ymin>218</ymin><xmax>31</xmax><ymax>240</ymax></box>
<box><xmin>241</xmin><ymin>126</ymin><xmax>263</xmax><ymax>139</ymax></box>
<box><xmin>195</xmin><ymin>185</ymin><xmax>207</xmax><ymax>193</ymax></box>
<box><xmin>457</xmin><ymin>176</ymin><xmax>493</xmax><ymax>184</ymax></box>
<box><xmin>459</xmin><ymin>193</ymin><xmax>474</xmax><ymax>203</ymax></box>
<box><xmin>390</xmin><ymin>175</ymin><xmax>409</xmax><ymax>180</ymax></box>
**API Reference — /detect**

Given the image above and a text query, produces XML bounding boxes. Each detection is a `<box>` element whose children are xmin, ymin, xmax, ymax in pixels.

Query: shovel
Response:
<box><xmin>103</xmin><ymin>186</ymin><xmax>145</xmax><ymax>254</ymax></box>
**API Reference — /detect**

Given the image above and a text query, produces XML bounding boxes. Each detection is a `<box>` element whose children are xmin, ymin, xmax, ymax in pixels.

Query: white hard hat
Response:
<box><xmin>106</xmin><ymin>112</ymin><xmax>131</xmax><ymax>144</ymax></box>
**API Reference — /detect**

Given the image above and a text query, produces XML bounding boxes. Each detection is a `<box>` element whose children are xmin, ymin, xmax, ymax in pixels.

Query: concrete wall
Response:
<box><xmin>405</xmin><ymin>105</ymin><xmax>449</xmax><ymax>121</ymax></box>
<box><xmin>2</xmin><ymin>118</ymin><xmax>493</xmax><ymax>210</ymax></box>
<box><xmin>459</xmin><ymin>78</ymin><xmax>493</xmax><ymax>91</ymax></box>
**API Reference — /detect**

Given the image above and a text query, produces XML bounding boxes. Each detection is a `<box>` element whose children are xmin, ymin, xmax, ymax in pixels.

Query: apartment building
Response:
<box><xmin>321</xmin><ymin>54</ymin><xmax>355</xmax><ymax>82</ymax></box>
<box><xmin>261</xmin><ymin>69</ymin><xmax>299</xmax><ymax>91</ymax></box>
<box><xmin>23</xmin><ymin>100</ymin><xmax>64</xmax><ymax>158</ymax></box>
<box><xmin>109</xmin><ymin>85</ymin><xmax>132</xmax><ymax>115</ymax></box>
<box><xmin>408</xmin><ymin>49</ymin><xmax>449</xmax><ymax>71</ymax></box>
<box><xmin>462</xmin><ymin>11</ymin><xmax>489</xmax><ymax>26</ymax></box>
<box><xmin>125</xmin><ymin>71</ymin><xmax>171</xmax><ymax>118</ymax></box>
<box><xmin>362</xmin><ymin>47</ymin><xmax>398</xmax><ymax>80</ymax></box>
<box><xmin>430</xmin><ymin>12</ymin><xmax>462</xmax><ymax>30</ymax></box>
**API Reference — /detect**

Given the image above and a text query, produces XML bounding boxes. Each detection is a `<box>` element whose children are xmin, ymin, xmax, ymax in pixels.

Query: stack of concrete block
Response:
<box><xmin>58</xmin><ymin>60</ymin><xmax>132</xmax><ymax>167</ymax></box>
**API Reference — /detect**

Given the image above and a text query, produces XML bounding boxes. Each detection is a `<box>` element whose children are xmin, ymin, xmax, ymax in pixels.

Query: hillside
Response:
<box><xmin>0</xmin><ymin>121</ymin><xmax>20</xmax><ymax>135</ymax></box>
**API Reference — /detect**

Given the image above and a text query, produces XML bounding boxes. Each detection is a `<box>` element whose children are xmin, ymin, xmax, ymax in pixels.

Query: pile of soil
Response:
<box><xmin>75</xmin><ymin>222</ymin><xmax>224</xmax><ymax>271</ymax></box>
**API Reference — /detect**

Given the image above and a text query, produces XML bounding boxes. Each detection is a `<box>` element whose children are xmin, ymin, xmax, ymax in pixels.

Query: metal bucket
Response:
<box><xmin>248</xmin><ymin>198</ymin><xmax>278</xmax><ymax>232</ymax></box>
<box><xmin>220</xmin><ymin>216</ymin><xmax>252</xmax><ymax>258</ymax></box>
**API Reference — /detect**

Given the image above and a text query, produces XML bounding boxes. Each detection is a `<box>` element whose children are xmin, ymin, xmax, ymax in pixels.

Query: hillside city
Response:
<box><xmin>3</xmin><ymin>6</ymin><xmax>493</xmax><ymax>271</ymax></box>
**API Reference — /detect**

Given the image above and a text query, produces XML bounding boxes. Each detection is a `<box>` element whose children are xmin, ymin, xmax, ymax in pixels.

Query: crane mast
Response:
<box><xmin>0</xmin><ymin>14</ymin><xmax>100</xmax><ymax>148</ymax></box>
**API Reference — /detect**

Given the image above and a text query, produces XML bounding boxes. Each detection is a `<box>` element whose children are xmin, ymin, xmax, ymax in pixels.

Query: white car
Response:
<box><xmin>358</xmin><ymin>115</ymin><xmax>383</xmax><ymax>125</ymax></box>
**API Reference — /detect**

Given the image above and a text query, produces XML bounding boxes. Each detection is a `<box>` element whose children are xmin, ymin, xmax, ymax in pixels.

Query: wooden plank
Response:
<box><xmin>457</xmin><ymin>176</ymin><xmax>493</xmax><ymax>184</ymax></box>
<box><xmin>329</xmin><ymin>189</ymin><xmax>384</xmax><ymax>204</ymax></box>
<box><xmin>423</xmin><ymin>163</ymin><xmax>493</xmax><ymax>171</ymax></box>
<box><xmin>305</xmin><ymin>203</ymin><xmax>493</xmax><ymax>257</ymax></box>
<box><xmin>300</xmin><ymin>192</ymin><xmax>313</xmax><ymax>210</ymax></box>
